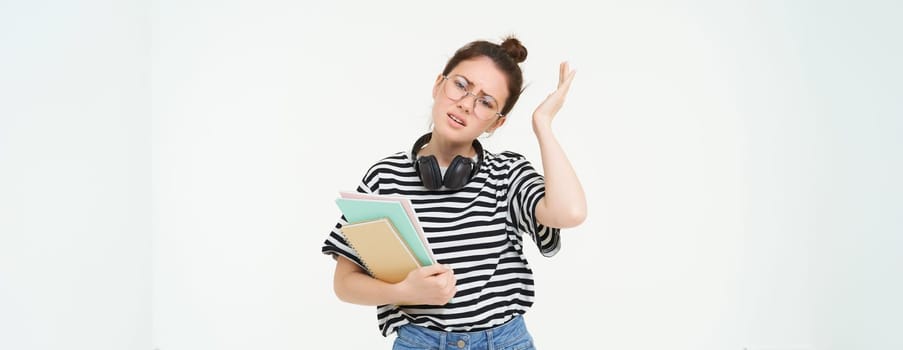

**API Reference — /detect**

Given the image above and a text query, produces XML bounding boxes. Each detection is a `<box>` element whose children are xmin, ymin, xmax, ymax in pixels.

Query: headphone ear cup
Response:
<box><xmin>443</xmin><ymin>156</ymin><xmax>474</xmax><ymax>190</ymax></box>
<box><xmin>416</xmin><ymin>155</ymin><xmax>443</xmax><ymax>190</ymax></box>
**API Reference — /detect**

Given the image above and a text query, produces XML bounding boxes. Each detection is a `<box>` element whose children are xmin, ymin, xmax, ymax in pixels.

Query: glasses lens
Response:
<box><xmin>444</xmin><ymin>76</ymin><xmax>468</xmax><ymax>100</ymax></box>
<box><xmin>474</xmin><ymin>96</ymin><xmax>499</xmax><ymax>120</ymax></box>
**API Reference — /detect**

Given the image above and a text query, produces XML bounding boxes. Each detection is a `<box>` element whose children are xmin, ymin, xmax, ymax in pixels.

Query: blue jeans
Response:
<box><xmin>392</xmin><ymin>315</ymin><xmax>535</xmax><ymax>350</ymax></box>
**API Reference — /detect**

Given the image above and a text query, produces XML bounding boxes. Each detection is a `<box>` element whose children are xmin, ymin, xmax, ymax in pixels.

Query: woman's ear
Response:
<box><xmin>432</xmin><ymin>74</ymin><xmax>443</xmax><ymax>99</ymax></box>
<box><xmin>486</xmin><ymin>116</ymin><xmax>507</xmax><ymax>134</ymax></box>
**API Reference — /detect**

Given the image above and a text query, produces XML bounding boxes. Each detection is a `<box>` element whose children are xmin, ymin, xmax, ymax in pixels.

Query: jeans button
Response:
<box><xmin>457</xmin><ymin>339</ymin><xmax>465</xmax><ymax>348</ymax></box>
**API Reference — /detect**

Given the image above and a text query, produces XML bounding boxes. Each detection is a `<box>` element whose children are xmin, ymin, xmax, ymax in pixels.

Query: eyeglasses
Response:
<box><xmin>441</xmin><ymin>75</ymin><xmax>504</xmax><ymax>120</ymax></box>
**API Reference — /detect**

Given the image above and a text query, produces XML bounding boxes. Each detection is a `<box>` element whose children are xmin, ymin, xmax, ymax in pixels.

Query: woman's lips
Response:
<box><xmin>447</xmin><ymin>113</ymin><xmax>465</xmax><ymax>127</ymax></box>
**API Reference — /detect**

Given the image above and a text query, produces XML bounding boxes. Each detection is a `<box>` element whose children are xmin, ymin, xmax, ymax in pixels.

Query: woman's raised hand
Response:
<box><xmin>532</xmin><ymin>61</ymin><xmax>576</xmax><ymax>131</ymax></box>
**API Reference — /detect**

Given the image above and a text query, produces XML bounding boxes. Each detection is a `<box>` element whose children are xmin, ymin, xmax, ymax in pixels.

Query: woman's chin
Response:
<box><xmin>432</xmin><ymin>124</ymin><xmax>476</xmax><ymax>143</ymax></box>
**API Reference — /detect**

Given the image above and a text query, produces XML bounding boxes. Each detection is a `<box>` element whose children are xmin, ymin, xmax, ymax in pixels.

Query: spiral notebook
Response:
<box><xmin>335</xmin><ymin>196</ymin><xmax>435</xmax><ymax>267</ymax></box>
<box><xmin>338</xmin><ymin>191</ymin><xmax>436</xmax><ymax>264</ymax></box>
<box><xmin>339</xmin><ymin>217</ymin><xmax>420</xmax><ymax>283</ymax></box>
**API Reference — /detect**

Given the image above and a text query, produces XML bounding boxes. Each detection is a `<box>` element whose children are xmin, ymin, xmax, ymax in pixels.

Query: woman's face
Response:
<box><xmin>431</xmin><ymin>56</ymin><xmax>508</xmax><ymax>144</ymax></box>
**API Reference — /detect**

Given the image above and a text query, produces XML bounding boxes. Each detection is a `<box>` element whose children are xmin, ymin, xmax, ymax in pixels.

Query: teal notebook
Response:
<box><xmin>335</xmin><ymin>198</ymin><xmax>434</xmax><ymax>267</ymax></box>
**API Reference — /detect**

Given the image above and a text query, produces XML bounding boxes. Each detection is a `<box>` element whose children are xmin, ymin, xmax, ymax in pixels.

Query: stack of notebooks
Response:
<box><xmin>336</xmin><ymin>191</ymin><xmax>436</xmax><ymax>283</ymax></box>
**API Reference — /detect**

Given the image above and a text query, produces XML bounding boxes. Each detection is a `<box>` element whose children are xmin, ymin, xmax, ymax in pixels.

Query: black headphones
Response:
<box><xmin>411</xmin><ymin>132</ymin><xmax>484</xmax><ymax>190</ymax></box>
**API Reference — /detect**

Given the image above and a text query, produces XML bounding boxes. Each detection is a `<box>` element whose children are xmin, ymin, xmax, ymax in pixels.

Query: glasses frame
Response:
<box><xmin>441</xmin><ymin>75</ymin><xmax>505</xmax><ymax>120</ymax></box>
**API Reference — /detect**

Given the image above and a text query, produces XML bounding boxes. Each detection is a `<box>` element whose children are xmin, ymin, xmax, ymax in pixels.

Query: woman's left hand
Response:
<box><xmin>532</xmin><ymin>61</ymin><xmax>576</xmax><ymax>131</ymax></box>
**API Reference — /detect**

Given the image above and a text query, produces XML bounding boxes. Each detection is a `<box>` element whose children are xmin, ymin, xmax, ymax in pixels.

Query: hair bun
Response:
<box><xmin>499</xmin><ymin>36</ymin><xmax>528</xmax><ymax>64</ymax></box>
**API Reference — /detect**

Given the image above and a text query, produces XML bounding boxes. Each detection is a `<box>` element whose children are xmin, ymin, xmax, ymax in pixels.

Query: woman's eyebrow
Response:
<box><xmin>457</xmin><ymin>74</ymin><xmax>498</xmax><ymax>101</ymax></box>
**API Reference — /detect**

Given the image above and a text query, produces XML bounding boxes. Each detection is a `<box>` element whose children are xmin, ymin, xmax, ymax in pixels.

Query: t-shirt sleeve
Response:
<box><xmin>507</xmin><ymin>155</ymin><xmax>562</xmax><ymax>257</ymax></box>
<box><xmin>320</xmin><ymin>164</ymin><xmax>381</xmax><ymax>269</ymax></box>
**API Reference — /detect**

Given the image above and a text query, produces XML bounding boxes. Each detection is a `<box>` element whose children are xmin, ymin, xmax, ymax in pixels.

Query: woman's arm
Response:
<box><xmin>531</xmin><ymin>62</ymin><xmax>587</xmax><ymax>229</ymax></box>
<box><xmin>333</xmin><ymin>256</ymin><xmax>457</xmax><ymax>306</ymax></box>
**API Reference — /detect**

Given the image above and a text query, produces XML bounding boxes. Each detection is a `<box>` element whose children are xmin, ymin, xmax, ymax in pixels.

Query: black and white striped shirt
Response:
<box><xmin>321</xmin><ymin>148</ymin><xmax>561</xmax><ymax>336</ymax></box>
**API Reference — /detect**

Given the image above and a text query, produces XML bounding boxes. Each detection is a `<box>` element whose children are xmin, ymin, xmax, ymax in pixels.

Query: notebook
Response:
<box><xmin>335</xmin><ymin>197</ymin><xmax>435</xmax><ymax>267</ymax></box>
<box><xmin>338</xmin><ymin>191</ymin><xmax>436</xmax><ymax>263</ymax></box>
<box><xmin>339</xmin><ymin>218</ymin><xmax>420</xmax><ymax>283</ymax></box>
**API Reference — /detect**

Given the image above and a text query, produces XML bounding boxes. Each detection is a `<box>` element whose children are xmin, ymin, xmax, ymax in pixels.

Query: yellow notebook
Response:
<box><xmin>340</xmin><ymin>217</ymin><xmax>421</xmax><ymax>283</ymax></box>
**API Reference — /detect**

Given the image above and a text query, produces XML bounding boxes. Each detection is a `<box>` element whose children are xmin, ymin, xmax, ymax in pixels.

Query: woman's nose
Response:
<box><xmin>456</xmin><ymin>101</ymin><xmax>470</xmax><ymax>114</ymax></box>
<box><xmin>457</xmin><ymin>93</ymin><xmax>476</xmax><ymax>114</ymax></box>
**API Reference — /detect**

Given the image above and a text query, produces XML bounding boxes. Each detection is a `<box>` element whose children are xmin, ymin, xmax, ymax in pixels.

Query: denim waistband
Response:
<box><xmin>394</xmin><ymin>315</ymin><xmax>533</xmax><ymax>350</ymax></box>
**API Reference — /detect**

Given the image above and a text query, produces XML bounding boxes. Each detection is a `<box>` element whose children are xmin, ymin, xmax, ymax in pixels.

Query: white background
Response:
<box><xmin>1</xmin><ymin>0</ymin><xmax>901</xmax><ymax>349</ymax></box>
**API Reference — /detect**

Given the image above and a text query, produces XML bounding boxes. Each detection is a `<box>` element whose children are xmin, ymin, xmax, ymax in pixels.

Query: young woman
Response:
<box><xmin>322</xmin><ymin>35</ymin><xmax>586</xmax><ymax>349</ymax></box>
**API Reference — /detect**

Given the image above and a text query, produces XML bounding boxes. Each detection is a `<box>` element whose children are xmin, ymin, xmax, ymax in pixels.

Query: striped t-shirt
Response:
<box><xmin>321</xmin><ymin>148</ymin><xmax>562</xmax><ymax>336</ymax></box>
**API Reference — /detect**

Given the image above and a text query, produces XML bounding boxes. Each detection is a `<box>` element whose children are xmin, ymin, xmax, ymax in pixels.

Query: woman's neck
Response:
<box><xmin>420</xmin><ymin>135</ymin><xmax>475</xmax><ymax>168</ymax></box>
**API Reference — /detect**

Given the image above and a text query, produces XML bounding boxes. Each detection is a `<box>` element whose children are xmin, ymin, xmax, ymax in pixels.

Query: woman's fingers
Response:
<box><xmin>419</xmin><ymin>263</ymin><xmax>448</xmax><ymax>276</ymax></box>
<box><xmin>559</xmin><ymin>61</ymin><xmax>567</xmax><ymax>86</ymax></box>
<box><xmin>559</xmin><ymin>69</ymin><xmax>577</xmax><ymax>96</ymax></box>
<box><xmin>557</xmin><ymin>61</ymin><xmax>576</xmax><ymax>93</ymax></box>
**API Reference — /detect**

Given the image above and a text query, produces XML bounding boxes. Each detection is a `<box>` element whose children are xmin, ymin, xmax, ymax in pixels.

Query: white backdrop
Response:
<box><xmin>2</xmin><ymin>0</ymin><xmax>901</xmax><ymax>349</ymax></box>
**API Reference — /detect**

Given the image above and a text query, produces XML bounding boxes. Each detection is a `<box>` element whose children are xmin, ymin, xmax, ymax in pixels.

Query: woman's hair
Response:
<box><xmin>441</xmin><ymin>35</ymin><xmax>528</xmax><ymax>117</ymax></box>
